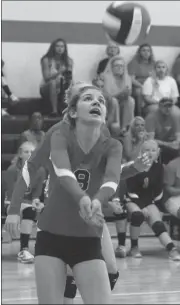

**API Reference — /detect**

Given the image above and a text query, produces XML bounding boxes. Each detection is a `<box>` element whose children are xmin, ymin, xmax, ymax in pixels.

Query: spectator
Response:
<box><xmin>145</xmin><ymin>98</ymin><xmax>180</xmax><ymax>164</ymax></box>
<box><xmin>40</xmin><ymin>38</ymin><xmax>73</xmax><ymax>117</ymax></box>
<box><xmin>171</xmin><ymin>53</ymin><xmax>180</xmax><ymax>103</ymax></box>
<box><xmin>143</xmin><ymin>60</ymin><xmax>179</xmax><ymax>116</ymax></box>
<box><xmin>19</xmin><ymin>112</ymin><xmax>45</xmax><ymax>148</ymax></box>
<box><xmin>93</xmin><ymin>77</ymin><xmax>121</xmax><ymax>138</ymax></box>
<box><xmin>96</xmin><ymin>41</ymin><xmax>120</xmax><ymax>78</ymax></box>
<box><xmin>125</xmin><ymin>139</ymin><xmax>180</xmax><ymax>260</ymax></box>
<box><xmin>1</xmin><ymin>59</ymin><xmax>19</xmax><ymax>116</ymax></box>
<box><xmin>163</xmin><ymin>153</ymin><xmax>180</xmax><ymax>219</ymax></box>
<box><xmin>128</xmin><ymin>44</ymin><xmax>155</xmax><ymax>116</ymax></box>
<box><xmin>4</xmin><ymin>141</ymin><xmax>45</xmax><ymax>263</ymax></box>
<box><xmin>123</xmin><ymin>116</ymin><xmax>148</xmax><ymax>162</ymax></box>
<box><xmin>103</xmin><ymin>56</ymin><xmax>135</xmax><ymax>133</ymax></box>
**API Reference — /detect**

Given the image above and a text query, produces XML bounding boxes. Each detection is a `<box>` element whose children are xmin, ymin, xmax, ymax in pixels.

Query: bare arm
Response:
<box><xmin>41</xmin><ymin>57</ymin><xmax>60</xmax><ymax>82</ymax></box>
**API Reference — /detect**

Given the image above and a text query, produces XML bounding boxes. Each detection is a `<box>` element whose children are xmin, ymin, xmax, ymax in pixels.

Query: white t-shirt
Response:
<box><xmin>143</xmin><ymin>76</ymin><xmax>179</xmax><ymax>102</ymax></box>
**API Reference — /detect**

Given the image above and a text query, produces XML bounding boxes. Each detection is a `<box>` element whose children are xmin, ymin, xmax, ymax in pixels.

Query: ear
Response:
<box><xmin>69</xmin><ymin>108</ymin><xmax>77</xmax><ymax>119</ymax></box>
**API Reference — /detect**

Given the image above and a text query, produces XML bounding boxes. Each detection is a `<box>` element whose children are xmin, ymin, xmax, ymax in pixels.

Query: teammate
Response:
<box><xmin>125</xmin><ymin>139</ymin><xmax>180</xmax><ymax>260</ymax></box>
<box><xmin>4</xmin><ymin>142</ymin><xmax>45</xmax><ymax>263</ymax></box>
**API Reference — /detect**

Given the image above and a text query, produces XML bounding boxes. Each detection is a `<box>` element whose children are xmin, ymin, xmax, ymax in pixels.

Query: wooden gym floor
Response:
<box><xmin>2</xmin><ymin>225</ymin><xmax>180</xmax><ymax>304</ymax></box>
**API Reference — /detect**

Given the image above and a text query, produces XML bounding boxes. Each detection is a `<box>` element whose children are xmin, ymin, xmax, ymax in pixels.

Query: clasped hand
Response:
<box><xmin>79</xmin><ymin>196</ymin><xmax>105</xmax><ymax>227</ymax></box>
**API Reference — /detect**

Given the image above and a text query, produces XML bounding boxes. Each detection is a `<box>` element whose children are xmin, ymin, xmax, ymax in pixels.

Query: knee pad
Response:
<box><xmin>64</xmin><ymin>276</ymin><xmax>77</xmax><ymax>299</ymax></box>
<box><xmin>108</xmin><ymin>271</ymin><xmax>119</xmax><ymax>291</ymax></box>
<box><xmin>22</xmin><ymin>207</ymin><xmax>36</xmax><ymax>221</ymax></box>
<box><xmin>152</xmin><ymin>221</ymin><xmax>166</xmax><ymax>237</ymax></box>
<box><xmin>131</xmin><ymin>211</ymin><xmax>144</xmax><ymax>227</ymax></box>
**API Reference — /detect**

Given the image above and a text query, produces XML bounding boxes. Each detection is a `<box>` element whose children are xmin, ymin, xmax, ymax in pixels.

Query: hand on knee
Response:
<box><xmin>131</xmin><ymin>211</ymin><xmax>144</xmax><ymax>227</ymax></box>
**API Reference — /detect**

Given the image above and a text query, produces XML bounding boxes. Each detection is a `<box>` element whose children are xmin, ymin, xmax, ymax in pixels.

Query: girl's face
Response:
<box><xmin>71</xmin><ymin>88</ymin><xmax>107</xmax><ymax>125</ymax></box>
<box><xmin>140</xmin><ymin>46</ymin><xmax>151</xmax><ymax>60</ymax></box>
<box><xmin>107</xmin><ymin>44</ymin><xmax>119</xmax><ymax>57</ymax></box>
<box><xmin>155</xmin><ymin>61</ymin><xmax>167</xmax><ymax>78</ymax></box>
<box><xmin>19</xmin><ymin>143</ymin><xmax>35</xmax><ymax>163</ymax></box>
<box><xmin>55</xmin><ymin>41</ymin><xmax>65</xmax><ymax>55</ymax></box>
<box><xmin>133</xmin><ymin>119</ymin><xmax>145</xmax><ymax>137</ymax></box>
<box><xmin>112</xmin><ymin>59</ymin><xmax>124</xmax><ymax>77</ymax></box>
<box><xmin>141</xmin><ymin>140</ymin><xmax>159</xmax><ymax>165</ymax></box>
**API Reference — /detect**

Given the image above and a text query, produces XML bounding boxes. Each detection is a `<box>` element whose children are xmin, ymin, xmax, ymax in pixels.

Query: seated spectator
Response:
<box><xmin>93</xmin><ymin>77</ymin><xmax>121</xmax><ymax>138</ymax></box>
<box><xmin>1</xmin><ymin>59</ymin><xmax>19</xmax><ymax>116</ymax></box>
<box><xmin>163</xmin><ymin>153</ymin><xmax>180</xmax><ymax>219</ymax></box>
<box><xmin>40</xmin><ymin>38</ymin><xmax>73</xmax><ymax>117</ymax></box>
<box><xmin>103</xmin><ymin>56</ymin><xmax>135</xmax><ymax>133</ymax></box>
<box><xmin>125</xmin><ymin>139</ymin><xmax>180</xmax><ymax>260</ymax></box>
<box><xmin>96</xmin><ymin>41</ymin><xmax>120</xmax><ymax>79</ymax></box>
<box><xmin>143</xmin><ymin>60</ymin><xmax>179</xmax><ymax>116</ymax></box>
<box><xmin>4</xmin><ymin>141</ymin><xmax>45</xmax><ymax>263</ymax></box>
<box><xmin>145</xmin><ymin>98</ymin><xmax>180</xmax><ymax>164</ymax></box>
<box><xmin>171</xmin><ymin>53</ymin><xmax>180</xmax><ymax>102</ymax></box>
<box><xmin>19</xmin><ymin>112</ymin><xmax>45</xmax><ymax>148</ymax></box>
<box><xmin>123</xmin><ymin>116</ymin><xmax>148</xmax><ymax>162</ymax></box>
<box><xmin>128</xmin><ymin>44</ymin><xmax>155</xmax><ymax>116</ymax></box>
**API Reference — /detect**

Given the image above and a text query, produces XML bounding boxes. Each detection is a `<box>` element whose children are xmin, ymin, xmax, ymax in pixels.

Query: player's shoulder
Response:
<box><xmin>106</xmin><ymin>137</ymin><xmax>123</xmax><ymax>153</ymax></box>
<box><xmin>50</xmin><ymin>120</ymin><xmax>71</xmax><ymax>139</ymax></box>
<box><xmin>6</xmin><ymin>163</ymin><xmax>18</xmax><ymax>173</ymax></box>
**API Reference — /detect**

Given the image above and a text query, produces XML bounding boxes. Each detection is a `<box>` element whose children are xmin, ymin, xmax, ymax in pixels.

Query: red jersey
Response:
<box><xmin>8</xmin><ymin>121</ymin><xmax>122</xmax><ymax>238</ymax></box>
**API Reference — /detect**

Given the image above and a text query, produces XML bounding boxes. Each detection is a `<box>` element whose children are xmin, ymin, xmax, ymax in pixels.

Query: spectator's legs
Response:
<box><xmin>120</xmin><ymin>97</ymin><xmax>135</xmax><ymax>130</ymax></box>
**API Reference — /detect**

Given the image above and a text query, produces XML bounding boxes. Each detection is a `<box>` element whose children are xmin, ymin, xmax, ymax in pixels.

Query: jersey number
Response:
<box><xmin>74</xmin><ymin>169</ymin><xmax>90</xmax><ymax>191</ymax></box>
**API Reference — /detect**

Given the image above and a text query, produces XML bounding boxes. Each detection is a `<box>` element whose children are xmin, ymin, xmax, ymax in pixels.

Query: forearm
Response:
<box><xmin>144</xmin><ymin>95</ymin><xmax>157</xmax><ymax>105</ymax></box>
<box><xmin>121</xmin><ymin>162</ymin><xmax>139</xmax><ymax>180</ymax></box>
<box><xmin>132</xmin><ymin>78</ymin><xmax>142</xmax><ymax>88</ymax></box>
<box><xmin>165</xmin><ymin>186</ymin><xmax>180</xmax><ymax>197</ymax></box>
<box><xmin>8</xmin><ymin>175</ymin><xmax>28</xmax><ymax>215</ymax></box>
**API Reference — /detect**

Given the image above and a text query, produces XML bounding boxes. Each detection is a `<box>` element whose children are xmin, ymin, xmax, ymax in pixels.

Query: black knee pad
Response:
<box><xmin>108</xmin><ymin>271</ymin><xmax>119</xmax><ymax>290</ymax></box>
<box><xmin>152</xmin><ymin>221</ymin><xmax>167</xmax><ymax>237</ymax></box>
<box><xmin>131</xmin><ymin>211</ymin><xmax>144</xmax><ymax>227</ymax></box>
<box><xmin>22</xmin><ymin>207</ymin><xmax>36</xmax><ymax>221</ymax></box>
<box><xmin>113</xmin><ymin>212</ymin><xmax>127</xmax><ymax>220</ymax></box>
<box><xmin>64</xmin><ymin>276</ymin><xmax>77</xmax><ymax>299</ymax></box>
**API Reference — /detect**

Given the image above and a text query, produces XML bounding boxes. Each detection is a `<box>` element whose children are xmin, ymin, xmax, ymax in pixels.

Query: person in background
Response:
<box><xmin>19</xmin><ymin>112</ymin><xmax>45</xmax><ymax>148</ymax></box>
<box><xmin>114</xmin><ymin>117</ymin><xmax>148</xmax><ymax>258</ymax></box>
<box><xmin>163</xmin><ymin>151</ymin><xmax>180</xmax><ymax>219</ymax></box>
<box><xmin>92</xmin><ymin>77</ymin><xmax>121</xmax><ymax>139</ymax></box>
<box><xmin>103</xmin><ymin>56</ymin><xmax>135</xmax><ymax>135</ymax></box>
<box><xmin>128</xmin><ymin>44</ymin><xmax>155</xmax><ymax>116</ymax></box>
<box><xmin>1</xmin><ymin>59</ymin><xmax>19</xmax><ymax>116</ymax></box>
<box><xmin>143</xmin><ymin>60</ymin><xmax>179</xmax><ymax>116</ymax></box>
<box><xmin>96</xmin><ymin>41</ymin><xmax>120</xmax><ymax>79</ymax></box>
<box><xmin>4</xmin><ymin>141</ymin><xmax>45</xmax><ymax>263</ymax></box>
<box><xmin>171</xmin><ymin>53</ymin><xmax>180</xmax><ymax>104</ymax></box>
<box><xmin>125</xmin><ymin>139</ymin><xmax>180</xmax><ymax>261</ymax></box>
<box><xmin>145</xmin><ymin>97</ymin><xmax>180</xmax><ymax>164</ymax></box>
<box><xmin>40</xmin><ymin>38</ymin><xmax>73</xmax><ymax>117</ymax></box>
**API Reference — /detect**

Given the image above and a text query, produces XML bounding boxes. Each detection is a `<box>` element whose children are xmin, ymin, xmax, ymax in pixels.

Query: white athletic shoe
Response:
<box><xmin>17</xmin><ymin>249</ymin><xmax>34</xmax><ymax>263</ymax></box>
<box><xmin>115</xmin><ymin>245</ymin><xmax>127</xmax><ymax>258</ymax></box>
<box><xmin>10</xmin><ymin>94</ymin><xmax>19</xmax><ymax>102</ymax></box>
<box><xmin>169</xmin><ymin>248</ymin><xmax>180</xmax><ymax>261</ymax></box>
<box><xmin>129</xmin><ymin>247</ymin><xmax>142</xmax><ymax>258</ymax></box>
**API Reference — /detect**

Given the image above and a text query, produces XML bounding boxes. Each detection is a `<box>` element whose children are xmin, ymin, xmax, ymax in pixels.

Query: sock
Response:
<box><xmin>20</xmin><ymin>233</ymin><xmax>30</xmax><ymax>251</ymax></box>
<box><xmin>131</xmin><ymin>239</ymin><xmax>138</xmax><ymax>249</ymax></box>
<box><xmin>3</xmin><ymin>85</ymin><xmax>12</xmax><ymax>97</ymax></box>
<box><xmin>117</xmin><ymin>232</ymin><xmax>126</xmax><ymax>246</ymax></box>
<box><xmin>166</xmin><ymin>242</ymin><xmax>175</xmax><ymax>252</ymax></box>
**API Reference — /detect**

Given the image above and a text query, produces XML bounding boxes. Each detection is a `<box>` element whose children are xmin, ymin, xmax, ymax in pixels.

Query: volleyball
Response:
<box><xmin>102</xmin><ymin>1</ymin><xmax>151</xmax><ymax>45</ymax></box>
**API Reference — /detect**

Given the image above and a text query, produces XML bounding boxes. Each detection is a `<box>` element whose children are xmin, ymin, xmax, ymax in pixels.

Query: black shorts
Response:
<box><xmin>35</xmin><ymin>231</ymin><xmax>104</xmax><ymax>268</ymax></box>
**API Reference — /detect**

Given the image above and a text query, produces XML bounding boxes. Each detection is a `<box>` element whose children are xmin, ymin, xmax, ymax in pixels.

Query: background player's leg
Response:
<box><xmin>64</xmin><ymin>266</ymin><xmax>76</xmax><ymax>304</ymax></box>
<box><xmin>115</xmin><ymin>218</ymin><xmax>127</xmax><ymax>258</ymax></box>
<box><xmin>101</xmin><ymin>223</ymin><xmax>119</xmax><ymax>290</ymax></box>
<box><xmin>164</xmin><ymin>196</ymin><xmax>180</xmax><ymax>219</ymax></box>
<box><xmin>18</xmin><ymin>206</ymin><xmax>36</xmax><ymax>263</ymax></box>
<box><xmin>73</xmin><ymin>260</ymin><xmax>111</xmax><ymax>304</ymax></box>
<box><xmin>146</xmin><ymin>204</ymin><xmax>180</xmax><ymax>261</ymax></box>
<box><xmin>127</xmin><ymin>202</ymin><xmax>144</xmax><ymax>258</ymax></box>
<box><xmin>35</xmin><ymin>256</ymin><xmax>67</xmax><ymax>304</ymax></box>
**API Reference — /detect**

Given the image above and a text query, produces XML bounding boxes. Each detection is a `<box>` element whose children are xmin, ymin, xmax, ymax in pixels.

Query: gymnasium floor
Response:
<box><xmin>2</xmin><ymin>226</ymin><xmax>180</xmax><ymax>304</ymax></box>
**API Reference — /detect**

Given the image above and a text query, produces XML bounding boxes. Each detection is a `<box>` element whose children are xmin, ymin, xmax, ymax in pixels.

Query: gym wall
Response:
<box><xmin>2</xmin><ymin>1</ymin><xmax>180</xmax><ymax>98</ymax></box>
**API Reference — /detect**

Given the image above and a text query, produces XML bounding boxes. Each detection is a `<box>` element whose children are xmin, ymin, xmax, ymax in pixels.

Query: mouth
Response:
<box><xmin>89</xmin><ymin>107</ymin><xmax>101</xmax><ymax>116</ymax></box>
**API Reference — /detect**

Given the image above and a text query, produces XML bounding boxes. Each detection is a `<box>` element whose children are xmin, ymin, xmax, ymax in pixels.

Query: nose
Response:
<box><xmin>92</xmin><ymin>99</ymin><xmax>100</xmax><ymax>107</ymax></box>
